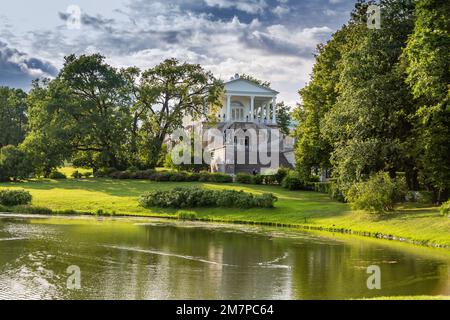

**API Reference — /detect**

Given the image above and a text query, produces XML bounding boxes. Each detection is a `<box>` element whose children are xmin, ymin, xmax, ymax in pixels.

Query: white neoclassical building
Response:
<box><xmin>217</xmin><ymin>75</ymin><xmax>279</xmax><ymax>124</ymax></box>
<box><xmin>183</xmin><ymin>74</ymin><xmax>295</xmax><ymax>174</ymax></box>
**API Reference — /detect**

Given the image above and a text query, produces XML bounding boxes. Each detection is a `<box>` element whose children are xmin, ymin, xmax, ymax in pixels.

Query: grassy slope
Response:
<box><xmin>0</xmin><ymin>178</ymin><xmax>449</xmax><ymax>246</ymax></box>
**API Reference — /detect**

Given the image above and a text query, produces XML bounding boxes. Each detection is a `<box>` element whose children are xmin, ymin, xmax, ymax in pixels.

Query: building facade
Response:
<box><xmin>184</xmin><ymin>74</ymin><xmax>295</xmax><ymax>175</ymax></box>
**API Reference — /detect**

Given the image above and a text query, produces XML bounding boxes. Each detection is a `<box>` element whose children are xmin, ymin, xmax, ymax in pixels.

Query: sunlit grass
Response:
<box><xmin>0</xmin><ymin>176</ymin><xmax>449</xmax><ymax>246</ymax></box>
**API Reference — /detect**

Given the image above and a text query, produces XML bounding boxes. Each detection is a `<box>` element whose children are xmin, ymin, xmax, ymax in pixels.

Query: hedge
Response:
<box><xmin>96</xmin><ymin>168</ymin><xmax>233</xmax><ymax>183</ymax></box>
<box><xmin>139</xmin><ymin>187</ymin><xmax>277</xmax><ymax>209</ymax></box>
<box><xmin>0</xmin><ymin>189</ymin><xmax>32</xmax><ymax>206</ymax></box>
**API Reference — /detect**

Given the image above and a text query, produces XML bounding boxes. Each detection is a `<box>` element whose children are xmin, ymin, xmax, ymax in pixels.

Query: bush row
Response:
<box><xmin>139</xmin><ymin>187</ymin><xmax>277</xmax><ymax>209</ymax></box>
<box><xmin>235</xmin><ymin>168</ymin><xmax>289</xmax><ymax>185</ymax></box>
<box><xmin>95</xmin><ymin>168</ymin><xmax>233</xmax><ymax>183</ymax></box>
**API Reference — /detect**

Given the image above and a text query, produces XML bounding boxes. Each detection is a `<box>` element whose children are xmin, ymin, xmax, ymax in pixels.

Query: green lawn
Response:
<box><xmin>1</xmin><ymin>178</ymin><xmax>449</xmax><ymax>246</ymax></box>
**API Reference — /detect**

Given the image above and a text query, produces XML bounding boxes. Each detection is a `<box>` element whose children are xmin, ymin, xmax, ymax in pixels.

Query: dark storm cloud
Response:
<box><xmin>0</xmin><ymin>41</ymin><xmax>58</xmax><ymax>89</ymax></box>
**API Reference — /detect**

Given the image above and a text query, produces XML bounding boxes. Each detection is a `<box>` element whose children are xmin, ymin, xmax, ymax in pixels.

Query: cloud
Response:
<box><xmin>204</xmin><ymin>0</ymin><xmax>268</xmax><ymax>14</ymax></box>
<box><xmin>272</xmin><ymin>5</ymin><xmax>290</xmax><ymax>17</ymax></box>
<box><xmin>0</xmin><ymin>41</ymin><xmax>58</xmax><ymax>89</ymax></box>
<box><xmin>58</xmin><ymin>11</ymin><xmax>115</xmax><ymax>31</ymax></box>
<box><xmin>0</xmin><ymin>0</ymin><xmax>355</xmax><ymax>104</ymax></box>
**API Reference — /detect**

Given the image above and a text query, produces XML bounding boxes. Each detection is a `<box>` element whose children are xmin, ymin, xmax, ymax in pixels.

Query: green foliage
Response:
<box><xmin>139</xmin><ymin>187</ymin><xmax>277</xmax><ymax>209</ymax></box>
<box><xmin>440</xmin><ymin>200</ymin><xmax>450</xmax><ymax>217</ymax></box>
<box><xmin>346</xmin><ymin>172</ymin><xmax>407</xmax><ymax>214</ymax></box>
<box><xmin>239</xmin><ymin>74</ymin><xmax>271</xmax><ymax>88</ymax></box>
<box><xmin>103</xmin><ymin>168</ymin><xmax>233</xmax><ymax>183</ymax></box>
<box><xmin>274</xmin><ymin>167</ymin><xmax>289</xmax><ymax>185</ymax></box>
<box><xmin>177</xmin><ymin>210</ymin><xmax>198</xmax><ymax>221</ymax></box>
<box><xmin>94</xmin><ymin>167</ymin><xmax>118</xmax><ymax>178</ymax></box>
<box><xmin>0</xmin><ymin>145</ymin><xmax>33</xmax><ymax>181</ymax></box>
<box><xmin>276</xmin><ymin>102</ymin><xmax>292</xmax><ymax>136</ymax></box>
<box><xmin>135</xmin><ymin>58</ymin><xmax>224</xmax><ymax>168</ymax></box>
<box><xmin>405</xmin><ymin>191</ymin><xmax>434</xmax><ymax>204</ymax></box>
<box><xmin>236</xmin><ymin>173</ymin><xmax>253</xmax><ymax>184</ymax></box>
<box><xmin>71</xmin><ymin>170</ymin><xmax>82</xmax><ymax>179</ymax></box>
<box><xmin>0</xmin><ymin>189</ymin><xmax>32</xmax><ymax>206</ymax></box>
<box><xmin>314</xmin><ymin>182</ymin><xmax>332</xmax><ymax>194</ymax></box>
<box><xmin>0</xmin><ymin>87</ymin><xmax>28</xmax><ymax>147</ymax></box>
<box><xmin>281</xmin><ymin>171</ymin><xmax>304</xmax><ymax>190</ymax></box>
<box><xmin>49</xmin><ymin>171</ymin><xmax>67</xmax><ymax>179</ymax></box>
<box><xmin>12</xmin><ymin>205</ymin><xmax>53</xmax><ymax>215</ymax></box>
<box><xmin>403</xmin><ymin>0</ymin><xmax>450</xmax><ymax>201</ymax></box>
<box><xmin>208</xmin><ymin>173</ymin><xmax>233</xmax><ymax>183</ymax></box>
<box><xmin>251</xmin><ymin>175</ymin><xmax>264</xmax><ymax>185</ymax></box>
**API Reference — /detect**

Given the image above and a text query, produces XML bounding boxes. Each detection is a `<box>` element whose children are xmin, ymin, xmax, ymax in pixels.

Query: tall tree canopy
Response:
<box><xmin>135</xmin><ymin>58</ymin><xmax>224</xmax><ymax>167</ymax></box>
<box><xmin>294</xmin><ymin>0</ymin><xmax>450</xmax><ymax>200</ymax></box>
<box><xmin>0</xmin><ymin>87</ymin><xmax>28</xmax><ymax>148</ymax></box>
<box><xmin>403</xmin><ymin>0</ymin><xmax>450</xmax><ymax>200</ymax></box>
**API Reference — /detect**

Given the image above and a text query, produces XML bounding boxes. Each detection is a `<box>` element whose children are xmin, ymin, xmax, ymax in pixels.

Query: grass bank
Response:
<box><xmin>0</xmin><ymin>178</ymin><xmax>449</xmax><ymax>247</ymax></box>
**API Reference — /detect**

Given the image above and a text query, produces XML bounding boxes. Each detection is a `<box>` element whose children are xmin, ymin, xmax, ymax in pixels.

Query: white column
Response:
<box><xmin>265</xmin><ymin>102</ymin><xmax>270</xmax><ymax>123</ymax></box>
<box><xmin>226</xmin><ymin>95</ymin><xmax>231</xmax><ymax>121</ymax></box>
<box><xmin>272</xmin><ymin>97</ymin><xmax>277</xmax><ymax>124</ymax></box>
<box><xmin>250</xmin><ymin>96</ymin><xmax>254</xmax><ymax>122</ymax></box>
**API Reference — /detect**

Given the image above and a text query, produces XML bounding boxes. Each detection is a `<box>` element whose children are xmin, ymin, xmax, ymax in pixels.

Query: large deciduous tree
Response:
<box><xmin>24</xmin><ymin>54</ymin><xmax>133</xmax><ymax>172</ymax></box>
<box><xmin>403</xmin><ymin>0</ymin><xmax>450</xmax><ymax>201</ymax></box>
<box><xmin>135</xmin><ymin>58</ymin><xmax>223</xmax><ymax>167</ymax></box>
<box><xmin>0</xmin><ymin>87</ymin><xmax>28</xmax><ymax>148</ymax></box>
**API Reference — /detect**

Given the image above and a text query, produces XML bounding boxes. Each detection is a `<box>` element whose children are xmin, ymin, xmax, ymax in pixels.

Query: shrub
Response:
<box><xmin>0</xmin><ymin>189</ymin><xmax>32</xmax><ymax>206</ymax></box>
<box><xmin>208</xmin><ymin>173</ymin><xmax>233</xmax><ymax>183</ymax></box>
<box><xmin>0</xmin><ymin>204</ymin><xmax>10</xmax><ymax>212</ymax></box>
<box><xmin>314</xmin><ymin>182</ymin><xmax>332</xmax><ymax>194</ymax></box>
<box><xmin>12</xmin><ymin>205</ymin><xmax>53</xmax><ymax>215</ymax></box>
<box><xmin>275</xmin><ymin>167</ymin><xmax>289</xmax><ymax>185</ymax></box>
<box><xmin>150</xmin><ymin>172</ymin><xmax>172</xmax><ymax>182</ymax></box>
<box><xmin>253</xmin><ymin>193</ymin><xmax>278</xmax><ymax>208</ymax></box>
<box><xmin>135</xmin><ymin>169</ymin><xmax>155</xmax><ymax>179</ymax></box>
<box><xmin>169</xmin><ymin>172</ymin><xmax>189</xmax><ymax>182</ymax></box>
<box><xmin>416</xmin><ymin>191</ymin><xmax>434</xmax><ymax>204</ymax></box>
<box><xmin>251</xmin><ymin>174</ymin><xmax>264</xmax><ymax>185</ymax></box>
<box><xmin>177</xmin><ymin>210</ymin><xmax>198</xmax><ymax>221</ymax></box>
<box><xmin>83</xmin><ymin>172</ymin><xmax>92</xmax><ymax>178</ymax></box>
<box><xmin>281</xmin><ymin>171</ymin><xmax>304</xmax><ymax>190</ymax></box>
<box><xmin>49</xmin><ymin>171</ymin><xmax>67</xmax><ymax>179</ymax></box>
<box><xmin>0</xmin><ymin>145</ymin><xmax>33</xmax><ymax>181</ymax></box>
<box><xmin>346</xmin><ymin>172</ymin><xmax>406</xmax><ymax>214</ymax></box>
<box><xmin>187</xmin><ymin>173</ymin><xmax>201</xmax><ymax>182</ymax></box>
<box><xmin>440</xmin><ymin>200</ymin><xmax>450</xmax><ymax>217</ymax></box>
<box><xmin>198</xmin><ymin>172</ymin><xmax>211</xmax><ymax>182</ymax></box>
<box><xmin>236</xmin><ymin>173</ymin><xmax>253</xmax><ymax>184</ymax></box>
<box><xmin>329</xmin><ymin>182</ymin><xmax>346</xmax><ymax>203</ymax></box>
<box><xmin>263</xmin><ymin>175</ymin><xmax>277</xmax><ymax>185</ymax></box>
<box><xmin>71</xmin><ymin>170</ymin><xmax>83</xmax><ymax>179</ymax></box>
<box><xmin>94</xmin><ymin>167</ymin><xmax>117</xmax><ymax>178</ymax></box>
<box><xmin>139</xmin><ymin>187</ymin><xmax>277</xmax><ymax>209</ymax></box>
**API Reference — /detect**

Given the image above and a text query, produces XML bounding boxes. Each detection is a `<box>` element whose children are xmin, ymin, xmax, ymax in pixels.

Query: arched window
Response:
<box><xmin>231</xmin><ymin>101</ymin><xmax>245</xmax><ymax>121</ymax></box>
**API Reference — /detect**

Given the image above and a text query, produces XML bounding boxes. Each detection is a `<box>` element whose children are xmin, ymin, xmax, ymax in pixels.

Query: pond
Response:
<box><xmin>0</xmin><ymin>215</ymin><xmax>449</xmax><ymax>300</ymax></box>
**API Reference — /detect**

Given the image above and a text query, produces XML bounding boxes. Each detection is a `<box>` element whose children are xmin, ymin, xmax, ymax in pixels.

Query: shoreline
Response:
<box><xmin>1</xmin><ymin>211</ymin><xmax>449</xmax><ymax>250</ymax></box>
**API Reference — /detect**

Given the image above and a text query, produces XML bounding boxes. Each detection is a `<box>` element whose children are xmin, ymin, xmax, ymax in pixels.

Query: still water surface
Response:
<box><xmin>0</xmin><ymin>215</ymin><xmax>449</xmax><ymax>300</ymax></box>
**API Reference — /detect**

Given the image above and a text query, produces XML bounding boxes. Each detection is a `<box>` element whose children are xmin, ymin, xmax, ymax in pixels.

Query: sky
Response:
<box><xmin>0</xmin><ymin>0</ymin><xmax>356</xmax><ymax>106</ymax></box>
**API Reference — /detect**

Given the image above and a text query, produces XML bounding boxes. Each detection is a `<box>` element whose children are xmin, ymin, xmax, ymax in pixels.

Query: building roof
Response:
<box><xmin>224</xmin><ymin>77</ymin><xmax>279</xmax><ymax>96</ymax></box>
